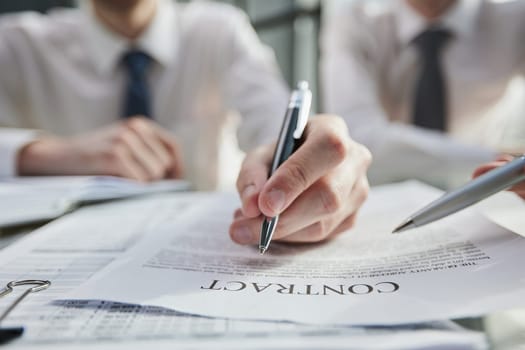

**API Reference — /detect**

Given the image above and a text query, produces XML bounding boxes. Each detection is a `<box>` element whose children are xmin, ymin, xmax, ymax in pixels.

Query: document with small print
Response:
<box><xmin>70</xmin><ymin>181</ymin><xmax>525</xmax><ymax>326</ymax></box>
<box><xmin>0</xmin><ymin>190</ymin><xmax>487</xmax><ymax>350</ymax></box>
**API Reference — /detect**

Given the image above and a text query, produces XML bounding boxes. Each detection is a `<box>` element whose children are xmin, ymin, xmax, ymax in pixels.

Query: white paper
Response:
<box><xmin>476</xmin><ymin>191</ymin><xmax>525</xmax><ymax>238</ymax></box>
<box><xmin>70</xmin><ymin>181</ymin><xmax>525</xmax><ymax>327</ymax></box>
<box><xmin>0</xmin><ymin>192</ymin><xmax>487</xmax><ymax>349</ymax></box>
<box><xmin>0</xmin><ymin>176</ymin><xmax>189</xmax><ymax>227</ymax></box>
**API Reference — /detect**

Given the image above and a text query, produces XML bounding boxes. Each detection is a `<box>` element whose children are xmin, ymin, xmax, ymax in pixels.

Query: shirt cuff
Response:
<box><xmin>0</xmin><ymin>129</ymin><xmax>39</xmax><ymax>177</ymax></box>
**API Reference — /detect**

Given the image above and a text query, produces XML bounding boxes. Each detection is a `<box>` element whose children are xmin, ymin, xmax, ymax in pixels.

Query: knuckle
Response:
<box><xmin>322</xmin><ymin>130</ymin><xmax>348</xmax><ymax>164</ymax></box>
<box><xmin>239</xmin><ymin>165</ymin><xmax>258</xmax><ymax>183</ymax></box>
<box><xmin>126</xmin><ymin>117</ymin><xmax>145</xmax><ymax>129</ymax></box>
<box><xmin>340</xmin><ymin>215</ymin><xmax>357</xmax><ymax>232</ymax></box>
<box><xmin>237</xmin><ymin>165</ymin><xmax>258</xmax><ymax>192</ymax></box>
<box><xmin>281</xmin><ymin>161</ymin><xmax>310</xmax><ymax>191</ymax></box>
<box><xmin>159</xmin><ymin>159</ymin><xmax>170</xmax><ymax>172</ymax></box>
<box><xmin>104</xmin><ymin>143</ymin><xmax>123</xmax><ymax>161</ymax></box>
<box><xmin>233</xmin><ymin>208</ymin><xmax>243</xmax><ymax>219</ymax></box>
<box><xmin>359</xmin><ymin>144</ymin><xmax>373</xmax><ymax>168</ymax></box>
<box><xmin>318</xmin><ymin>180</ymin><xmax>343</xmax><ymax>215</ymax></box>
<box><xmin>357</xmin><ymin>180</ymin><xmax>370</xmax><ymax>205</ymax></box>
<box><xmin>110</xmin><ymin>141</ymin><xmax>126</xmax><ymax>156</ymax></box>
<box><xmin>152</xmin><ymin>164</ymin><xmax>166</xmax><ymax>179</ymax></box>
<box><xmin>113</xmin><ymin>127</ymin><xmax>132</xmax><ymax>146</ymax></box>
<box><xmin>308</xmin><ymin>222</ymin><xmax>328</xmax><ymax>242</ymax></box>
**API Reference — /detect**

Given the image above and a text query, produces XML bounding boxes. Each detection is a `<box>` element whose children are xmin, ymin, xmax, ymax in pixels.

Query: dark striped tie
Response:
<box><xmin>412</xmin><ymin>27</ymin><xmax>451</xmax><ymax>131</ymax></box>
<box><xmin>122</xmin><ymin>50</ymin><xmax>152</xmax><ymax>118</ymax></box>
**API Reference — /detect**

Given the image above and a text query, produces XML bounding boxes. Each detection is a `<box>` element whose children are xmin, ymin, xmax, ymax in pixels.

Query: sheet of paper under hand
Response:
<box><xmin>0</xmin><ymin>190</ymin><xmax>487</xmax><ymax>349</ymax></box>
<box><xmin>69</xmin><ymin>181</ymin><xmax>525</xmax><ymax>326</ymax></box>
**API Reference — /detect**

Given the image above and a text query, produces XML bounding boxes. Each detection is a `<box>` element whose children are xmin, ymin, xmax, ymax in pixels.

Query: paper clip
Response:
<box><xmin>0</xmin><ymin>280</ymin><xmax>51</xmax><ymax>344</ymax></box>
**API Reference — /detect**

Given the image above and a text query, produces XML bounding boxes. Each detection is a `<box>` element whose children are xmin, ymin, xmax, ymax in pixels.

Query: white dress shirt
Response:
<box><xmin>322</xmin><ymin>0</ymin><xmax>525</xmax><ymax>187</ymax></box>
<box><xmin>0</xmin><ymin>0</ymin><xmax>289</xmax><ymax>190</ymax></box>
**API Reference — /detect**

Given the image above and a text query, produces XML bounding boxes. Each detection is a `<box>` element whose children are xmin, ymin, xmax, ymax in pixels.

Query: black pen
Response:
<box><xmin>259</xmin><ymin>81</ymin><xmax>312</xmax><ymax>254</ymax></box>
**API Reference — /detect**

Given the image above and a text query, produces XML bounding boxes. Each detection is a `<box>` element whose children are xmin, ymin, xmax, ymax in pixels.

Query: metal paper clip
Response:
<box><xmin>0</xmin><ymin>280</ymin><xmax>51</xmax><ymax>344</ymax></box>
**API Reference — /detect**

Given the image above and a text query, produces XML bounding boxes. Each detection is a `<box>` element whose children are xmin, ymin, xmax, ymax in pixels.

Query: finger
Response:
<box><xmin>107</xmin><ymin>143</ymin><xmax>149</xmax><ymax>182</ymax></box>
<box><xmin>472</xmin><ymin>161</ymin><xmax>509</xmax><ymax>179</ymax></box>
<box><xmin>233</xmin><ymin>208</ymin><xmax>244</xmax><ymax>220</ymax></box>
<box><xmin>151</xmin><ymin>123</ymin><xmax>185</xmax><ymax>178</ymax></box>
<box><xmin>268</xmin><ymin>153</ymin><xmax>368</xmax><ymax>237</ymax></box>
<box><xmin>495</xmin><ymin>154</ymin><xmax>515</xmax><ymax>162</ymax></box>
<box><xmin>126</xmin><ymin>118</ymin><xmax>172</xmax><ymax>177</ymax></box>
<box><xmin>510</xmin><ymin>175</ymin><xmax>525</xmax><ymax>196</ymax></box>
<box><xmin>275</xmin><ymin>176</ymin><xmax>368</xmax><ymax>242</ymax></box>
<box><xmin>229</xmin><ymin>216</ymin><xmax>262</xmax><ymax>245</ymax></box>
<box><xmin>267</xmin><ymin>172</ymin><xmax>350</xmax><ymax>238</ymax></box>
<box><xmin>329</xmin><ymin>178</ymin><xmax>368</xmax><ymax>237</ymax></box>
<box><xmin>116</xmin><ymin>123</ymin><xmax>167</xmax><ymax>181</ymax></box>
<box><xmin>279</xmin><ymin>213</ymin><xmax>358</xmax><ymax>243</ymax></box>
<box><xmin>512</xmin><ymin>187</ymin><xmax>525</xmax><ymax>198</ymax></box>
<box><xmin>229</xmin><ymin>174</ymin><xmax>368</xmax><ymax>245</ymax></box>
<box><xmin>236</xmin><ymin>145</ymin><xmax>273</xmax><ymax>218</ymax></box>
<box><xmin>258</xmin><ymin>115</ymin><xmax>351</xmax><ymax>218</ymax></box>
<box><xmin>229</xmin><ymin>214</ymin><xmax>342</xmax><ymax>245</ymax></box>
<box><xmin>331</xmin><ymin>211</ymin><xmax>359</xmax><ymax>236</ymax></box>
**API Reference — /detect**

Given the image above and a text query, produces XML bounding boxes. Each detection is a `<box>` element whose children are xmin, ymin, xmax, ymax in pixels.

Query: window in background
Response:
<box><xmin>230</xmin><ymin>0</ymin><xmax>321</xmax><ymax>112</ymax></box>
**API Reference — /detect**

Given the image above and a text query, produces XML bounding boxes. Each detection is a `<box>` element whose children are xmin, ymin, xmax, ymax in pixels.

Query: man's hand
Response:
<box><xmin>17</xmin><ymin>117</ymin><xmax>184</xmax><ymax>181</ymax></box>
<box><xmin>473</xmin><ymin>155</ymin><xmax>525</xmax><ymax>199</ymax></box>
<box><xmin>230</xmin><ymin>114</ymin><xmax>372</xmax><ymax>245</ymax></box>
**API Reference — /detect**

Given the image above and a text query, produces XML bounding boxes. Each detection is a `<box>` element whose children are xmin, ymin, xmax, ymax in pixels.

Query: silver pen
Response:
<box><xmin>393</xmin><ymin>155</ymin><xmax>525</xmax><ymax>233</ymax></box>
<box><xmin>259</xmin><ymin>81</ymin><xmax>312</xmax><ymax>254</ymax></box>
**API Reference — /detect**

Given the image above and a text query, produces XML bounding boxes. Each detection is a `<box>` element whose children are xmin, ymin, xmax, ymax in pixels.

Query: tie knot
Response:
<box><xmin>122</xmin><ymin>50</ymin><xmax>152</xmax><ymax>75</ymax></box>
<box><xmin>413</xmin><ymin>27</ymin><xmax>452</xmax><ymax>55</ymax></box>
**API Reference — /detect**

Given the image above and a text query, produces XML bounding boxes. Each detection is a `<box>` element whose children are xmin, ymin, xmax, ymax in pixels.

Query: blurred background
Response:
<box><xmin>0</xmin><ymin>0</ymin><xmax>343</xmax><ymax>189</ymax></box>
<box><xmin>0</xmin><ymin>0</ymin><xmax>326</xmax><ymax>113</ymax></box>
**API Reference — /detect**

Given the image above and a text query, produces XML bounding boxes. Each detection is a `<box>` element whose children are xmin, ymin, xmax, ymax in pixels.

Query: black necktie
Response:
<box><xmin>412</xmin><ymin>27</ymin><xmax>451</xmax><ymax>131</ymax></box>
<box><xmin>122</xmin><ymin>50</ymin><xmax>152</xmax><ymax>118</ymax></box>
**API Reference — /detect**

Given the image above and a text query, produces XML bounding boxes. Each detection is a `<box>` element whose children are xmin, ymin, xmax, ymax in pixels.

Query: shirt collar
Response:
<box><xmin>395</xmin><ymin>0</ymin><xmax>481</xmax><ymax>46</ymax></box>
<box><xmin>81</xmin><ymin>0</ymin><xmax>177</xmax><ymax>75</ymax></box>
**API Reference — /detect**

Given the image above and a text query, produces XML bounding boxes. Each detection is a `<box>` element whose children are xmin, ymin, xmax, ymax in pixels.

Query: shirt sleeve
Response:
<box><xmin>0</xmin><ymin>129</ymin><xmax>39</xmax><ymax>177</ymax></box>
<box><xmin>320</xmin><ymin>2</ymin><xmax>496</xmax><ymax>187</ymax></box>
<box><xmin>220</xmin><ymin>8</ymin><xmax>290</xmax><ymax>152</ymax></box>
<box><xmin>0</xmin><ymin>18</ymin><xmax>39</xmax><ymax>177</ymax></box>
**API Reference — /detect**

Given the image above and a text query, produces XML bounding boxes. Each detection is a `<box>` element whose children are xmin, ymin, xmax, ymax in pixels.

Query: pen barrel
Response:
<box><xmin>413</xmin><ymin>156</ymin><xmax>525</xmax><ymax>226</ymax></box>
<box><xmin>269</xmin><ymin>81</ymin><xmax>311</xmax><ymax>176</ymax></box>
<box><xmin>260</xmin><ymin>81</ymin><xmax>311</xmax><ymax>254</ymax></box>
<box><xmin>270</xmin><ymin>107</ymin><xmax>301</xmax><ymax>174</ymax></box>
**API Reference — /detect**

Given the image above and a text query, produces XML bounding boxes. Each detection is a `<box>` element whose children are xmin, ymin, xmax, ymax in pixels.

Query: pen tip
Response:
<box><xmin>392</xmin><ymin>219</ymin><xmax>415</xmax><ymax>234</ymax></box>
<box><xmin>259</xmin><ymin>247</ymin><xmax>266</xmax><ymax>255</ymax></box>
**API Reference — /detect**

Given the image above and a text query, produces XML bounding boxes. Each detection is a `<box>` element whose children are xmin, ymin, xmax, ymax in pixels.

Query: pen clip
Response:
<box><xmin>289</xmin><ymin>81</ymin><xmax>312</xmax><ymax>139</ymax></box>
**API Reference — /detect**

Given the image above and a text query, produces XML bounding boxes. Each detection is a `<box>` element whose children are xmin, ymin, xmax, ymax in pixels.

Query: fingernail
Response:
<box><xmin>232</xmin><ymin>226</ymin><xmax>253</xmax><ymax>245</ymax></box>
<box><xmin>241</xmin><ymin>184</ymin><xmax>257</xmax><ymax>201</ymax></box>
<box><xmin>266</xmin><ymin>189</ymin><xmax>285</xmax><ymax>214</ymax></box>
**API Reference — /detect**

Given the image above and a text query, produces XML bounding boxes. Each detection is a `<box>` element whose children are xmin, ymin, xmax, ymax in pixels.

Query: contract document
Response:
<box><xmin>70</xmin><ymin>181</ymin><xmax>525</xmax><ymax>326</ymax></box>
<box><xmin>0</xmin><ymin>190</ymin><xmax>487</xmax><ymax>349</ymax></box>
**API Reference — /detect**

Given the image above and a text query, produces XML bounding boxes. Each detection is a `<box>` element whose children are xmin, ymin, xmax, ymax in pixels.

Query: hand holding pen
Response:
<box><xmin>229</xmin><ymin>81</ymin><xmax>372</xmax><ymax>251</ymax></box>
<box><xmin>473</xmin><ymin>154</ymin><xmax>525</xmax><ymax>199</ymax></box>
<box><xmin>393</xmin><ymin>154</ymin><xmax>525</xmax><ymax>233</ymax></box>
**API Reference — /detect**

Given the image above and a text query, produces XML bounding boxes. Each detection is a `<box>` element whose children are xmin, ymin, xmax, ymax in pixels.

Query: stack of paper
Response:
<box><xmin>0</xmin><ymin>176</ymin><xmax>189</xmax><ymax>228</ymax></box>
<box><xmin>0</xmin><ymin>189</ymin><xmax>488</xmax><ymax>349</ymax></box>
<box><xmin>69</xmin><ymin>181</ymin><xmax>525</xmax><ymax>328</ymax></box>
